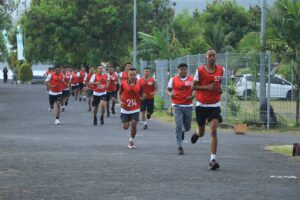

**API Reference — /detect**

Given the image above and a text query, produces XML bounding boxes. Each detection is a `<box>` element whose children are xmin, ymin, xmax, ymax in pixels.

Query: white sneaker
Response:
<box><xmin>54</xmin><ymin>119</ymin><xmax>60</xmax><ymax>125</ymax></box>
<box><xmin>48</xmin><ymin>107</ymin><xmax>52</xmax><ymax>112</ymax></box>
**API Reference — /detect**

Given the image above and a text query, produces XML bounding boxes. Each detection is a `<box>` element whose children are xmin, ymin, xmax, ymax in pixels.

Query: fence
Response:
<box><xmin>140</xmin><ymin>52</ymin><xmax>298</xmax><ymax>129</ymax></box>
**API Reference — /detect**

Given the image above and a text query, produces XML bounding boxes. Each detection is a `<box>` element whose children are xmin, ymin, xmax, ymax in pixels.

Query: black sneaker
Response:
<box><xmin>147</xmin><ymin>113</ymin><xmax>151</xmax><ymax>119</ymax></box>
<box><xmin>100</xmin><ymin>116</ymin><xmax>104</xmax><ymax>125</ymax></box>
<box><xmin>111</xmin><ymin>107</ymin><xmax>115</xmax><ymax>114</ymax></box>
<box><xmin>79</xmin><ymin>97</ymin><xmax>82</xmax><ymax>101</ymax></box>
<box><xmin>143</xmin><ymin>124</ymin><xmax>148</xmax><ymax>130</ymax></box>
<box><xmin>93</xmin><ymin>117</ymin><xmax>97</xmax><ymax>126</ymax></box>
<box><xmin>62</xmin><ymin>107</ymin><xmax>65</xmax><ymax>112</ymax></box>
<box><xmin>182</xmin><ymin>131</ymin><xmax>185</xmax><ymax>141</ymax></box>
<box><xmin>88</xmin><ymin>107</ymin><xmax>91</xmax><ymax>112</ymax></box>
<box><xmin>65</xmin><ymin>101</ymin><xmax>68</xmax><ymax>106</ymax></box>
<box><xmin>191</xmin><ymin>132</ymin><xmax>200</xmax><ymax>144</ymax></box>
<box><xmin>107</xmin><ymin>111</ymin><xmax>110</xmax><ymax>117</ymax></box>
<box><xmin>177</xmin><ymin>147</ymin><xmax>184</xmax><ymax>155</ymax></box>
<box><xmin>209</xmin><ymin>159</ymin><xmax>220</xmax><ymax>170</ymax></box>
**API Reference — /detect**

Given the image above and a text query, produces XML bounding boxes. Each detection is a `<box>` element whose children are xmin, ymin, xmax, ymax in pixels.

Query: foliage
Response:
<box><xmin>154</xmin><ymin>95</ymin><xmax>164</xmax><ymax>111</ymax></box>
<box><xmin>238</xmin><ymin>32</ymin><xmax>260</xmax><ymax>53</ymax></box>
<box><xmin>18</xmin><ymin>62</ymin><xmax>33</xmax><ymax>82</ymax></box>
<box><xmin>228</xmin><ymin>79</ymin><xmax>241</xmax><ymax>116</ymax></box>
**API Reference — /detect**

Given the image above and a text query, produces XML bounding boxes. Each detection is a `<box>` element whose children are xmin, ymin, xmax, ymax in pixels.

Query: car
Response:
<box><xmin>31</xmin><ymin>75</ymin><xmax>46</xmax><ymax>84</ymax></box>
<box><xmin>235</xmin><ymin>74</ymin><xmax>295</xmax><ymax>100</ymax></box>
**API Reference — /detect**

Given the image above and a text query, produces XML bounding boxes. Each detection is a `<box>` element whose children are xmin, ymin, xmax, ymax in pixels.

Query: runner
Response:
<box><xmin>166</xmin><ymin>63</ymin><xmax>194</xmax><ymax>155</ymax></box>
<box><xmin>118</xmin><ymin>67</ymin><xmax>145</xmax><ymax>149</ymax></box>
<box><xmin>89</xmin><ymin>65</ymin><xmax>110</xmax><ymax>125</ymax></box>
<box><xmin>44</xmin><ymin>67</ymin><xmax>53</xmax><ymax>92</ymax></box>
<box><xmin>61</xmin><ymin>68</ymin><xmax>71</xmax><ymax>112</ymax></box>
<box><xmin>118</xmin><ymin>62</ymin><xmax>132</xmax><ymax>82</ymax></box>
<box><xmin>45</xmin><ymin>66</ymin><xmax>63</xmax><ymax>125</ymax></box>
<box><xmin>84</xmin><ymin>66</ymin><xmax>95</xmax><ymax>112</ymax></box>
<box><xmin>70</xmin><ymin>68</ymin><xmax>79</xmax><ymax>100</ymax></box>
<box><xmin>106</xmin><ymin>66</ymin><xmax>118</xmax><ymax>117</ymax></box>
<box><xmin>191</xmin><ymin>49</ymin><xmax>224</xmax><ymax>170</ymax></box>
<box><xmin>139</xmin><ymin>67</ymin><xmax>157</xmax><ymax>129</ymax></box>
<box><xmin>78</xmin><ymin>66</ymin><xmax>87</xmax><ymax>101</ymax></box>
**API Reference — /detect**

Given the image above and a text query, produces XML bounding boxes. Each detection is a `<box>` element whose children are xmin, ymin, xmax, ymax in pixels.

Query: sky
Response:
<box><xmin>173</xmin><ymin>0</ymin><xmax>276</xmax><ymax>14</ymax></box>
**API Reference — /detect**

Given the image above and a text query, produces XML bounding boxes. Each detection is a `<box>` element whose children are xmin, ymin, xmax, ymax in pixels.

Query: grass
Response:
<box><xmin>265</xmin><ymin>145</ymin><xmax>293</xmax><ymax>157</ymax></box>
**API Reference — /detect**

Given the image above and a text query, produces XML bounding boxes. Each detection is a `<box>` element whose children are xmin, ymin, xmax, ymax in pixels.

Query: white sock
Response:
<box><xmin>129</xmin><ymin>137</ymin><xmax>133</xmax><ymax>142</ymax></box>
<box><xmin>211</xmin><ymin>154</ymin><xmax>216</xmax><ymax>161</ymax></box>
<box><xmin>144</xmin><ymin>121</ymin><xmax>147</xmax><ymax>125</ymax></box>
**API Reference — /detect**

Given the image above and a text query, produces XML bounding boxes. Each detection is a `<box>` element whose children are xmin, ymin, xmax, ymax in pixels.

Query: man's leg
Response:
<box><xmin>111</xmin><ymin>96</ymin><xmax>116</xmax><ymax>114</ymax></box>
<box><xmin>173</xmin><ymin>106</ymin><xmax>184</xmax><ymax>155</ymax></box>
<box><xmin>93</xmin><ymin>96</ymin><xmax>99</xmax><ymax>125</ymax></box>
<box><xmin>106</xmin><ymin>94</ymin><xmax>110</xmax><ymax>117</ymax></box>
<box><xmin>141</xmin><ymin>100</ymin><xmax>147</xmax><ymax>129</ymax></box>
<box><xmin>191</xmin><ymin>106</ymin><xmax>206</xmax><ymax>144</ymax></box>
<box><xmin>100</xmin><ymin>99</ymin><xmax>106</xmax><ymax>125</ymax></box>
<box><xmin>182</xmin><ymin>107</ymin><xmax>193</xmax><ymax>140</ymax></box>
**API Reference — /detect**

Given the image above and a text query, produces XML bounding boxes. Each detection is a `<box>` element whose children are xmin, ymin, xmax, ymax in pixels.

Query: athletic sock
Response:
<box><xmin>210</xmin><ymin>154</ymin><xmax>216</xmax><ymax>161</ymax></box>
<box><xmin>129</xmin><ymin>137</ymin><xmax>133</xmax><ymax>142</ymax></box>
<box><xmin>144</xmin><ymin>121</ymin><xmax>147</xmax><ymax>125</ymax></box>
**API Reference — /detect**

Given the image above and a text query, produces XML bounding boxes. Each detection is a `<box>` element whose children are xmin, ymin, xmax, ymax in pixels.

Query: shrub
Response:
<box><xmin>19</xmin><ymin>63</ymin><xmax>33</xmax><ymax>82</ymax></box>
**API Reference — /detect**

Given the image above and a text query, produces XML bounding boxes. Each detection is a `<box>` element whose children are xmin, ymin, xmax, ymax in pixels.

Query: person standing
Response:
<box><xmin>118</xmin><ymin>67</ymin><xmax>145</xmax><ymax>149</ymax></box>
<box><xmin>106</xmin><ymin>66</ymin><xmax>118</xmax><ymax>117</ymax></box>
<box><xmin>191</xmin><ymin>49</ymin><xmax>224</xmax><ymax>170</ymax></box>
<box><xmin>11</xmin><ymin>67</ymin><xmax>18</xmax><ymax>85</ymax></box>
<box><xmin>89</xmin><ymin>65</ymin><xmax>110</xmax><ymax>126</ymax></box>
<box><xmin>166</xmin><ymin>63</ymin><xmax>194</xmax><ymax>155</ymax></box>
<box><xmin>2</xmin><ymin>67</ymin><xmax>8</xmax><ymax>83</ymax></box>
<box><xmin>45</xmin><ymin>66</ymin><xmax>63</xmax><ymax>125</ymax></box>
<box><xmin>139</xmin><ymin>67</ymin><xmax>157</xmax><ymax>129</ymax></box>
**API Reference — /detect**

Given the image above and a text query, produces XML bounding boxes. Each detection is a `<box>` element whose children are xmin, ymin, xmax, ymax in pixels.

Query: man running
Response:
<box><xmin>106</xmin><ymin>66</ymin><xmax>118</xmax><ymax>117</ymax></box>
<box><xmin>166</xmin><ymin>63</ymin><xmax>194</xmax><ymax>155</ymax></box>
<box><xmin>191</xmin><ymin>49</ymin><xmax>224</xmax><ymax>170</ymax></box>
<box><xmin>89</xmin><ymin>65</ymin><xmax>110</xmax><ymax>125</ymax></box>
<box><xmin>61</xmin><ymin>68</ymin><xmax>71</xmax><ymax>112</ymax></box>
<box><xmin>70</xmin><ymin>68</ymin><xmax>79</xmax><ymax>100</ymax></box>
<box><xmin>118</xmin><ymin>67</ymin><xmax>145</xmax><ymax>149</ymax></box>
<box><xmin>45</xmin><ymin>66</ymin><xmax>63</xmax><ymax>125</ymax></box>
<box><xmin>139</xmin><ymin>67</ymin><xmax>157</xmax><ymax>129</ymax></box>
<box><xmin>84</xmin><ymin>66</ymin><xmax>95</xmax><ymax>112</ymax></box>
<box><xmin>118</xmin><ymin>62</ymin><xmax>132</xmax><ymax>82</ymax></box>
<box><xmin>78</xmin><ymin>66</ymin><xmax>87</xmax><ymax>101</ymax></box>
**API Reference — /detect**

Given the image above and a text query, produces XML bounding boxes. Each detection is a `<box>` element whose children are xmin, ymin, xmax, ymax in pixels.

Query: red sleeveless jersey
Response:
<box><xmin>121</xmin><ymin>71</ymin><xmax>128</xmax><ymax>81</ymax></box>
<box><xmin>71</xmin><ymin>72</ymin><xmax>79</xmax><ymax>85</ymax></box>
<box><xmin>140</xmin><ymin>77</ymin><xmax>155</xmax><ymax>99</ymax></box>
<box><xmin>107</xmin><ymin>73</ymin><xmax>117</xmax><ymax>92</ymax></box>
<box><xmin>120</xmin><ymin>80</ymin><xmax>141</xmax><ymax>111</ymax></box>
<box><xmin>49</xmin><ymin>73</ymin><xmax>63</xmax><ymax>93</ymax></box>
<box><xmin>195</xmin><ymin>65</ymin><xmax>223</xmax><ymax>104</ymax></box>
<box><xmin>78</xmin><ymin>70</ymin><xmax>85</xmax><ymax>83</ymax></box>
<box><xmin>93</xmin><ymin>73</ymin><xmax>108</xmax><ymax>93</ymax></box>
<box><xmin>86</xmin><ymin>73</ymin><xmax>94</xmax><ymax>90</ymax></box>
<box><xmin>62</xmin><ymin>73</ymin><xmax>71</xmax><ymax>90</ymax></box>
<box><xmin>172</xmin><ymin>76</ymin><xmax>194</xmax><ymax>105</ymax></box>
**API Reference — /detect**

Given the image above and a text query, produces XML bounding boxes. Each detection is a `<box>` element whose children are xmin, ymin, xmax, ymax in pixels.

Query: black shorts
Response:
<box><xmin>92</xmin><ymin>94</ymin><xmax>107</xmax><ymax>106</ymax></box>
<box><xmin>71</xmin><ymin>85</ymin><xmax>78</xmax><ymax>91</ymax></box>
<box><xmin>79</xmin><ymin>82</ymin><xmax>84</xmax><ymax>90</ymax></box>
<box><xmin>140</xmin><ymin>98</ymin><xmax>154</xmax><ymax>114</ymax></box>
<box><xmin>195</xmin><ymin>106</ymin><xmax>222</xmax><ymax>126</ymax></box>
<box><xmin>106</xmin><ymin>91</ymin><xmax>117</xmax><ymax>101</ymax></box>
<box><xmin>120</xmin><ymin>112</ymin><xmax>140</xmax><ymax>123</ymax></box>
<box><xmin>62</xmin><ymin>90</ymin><xmax>70</xmax><ymax>98</ymax></box>
<box><xmin>49</xmin><ymin>94</ymin><xmax>62</xmax><ymax>106</ymax></box>
<box><xmin>86</xmin><ymin>89</ymin><xmax>93</xmax><ymax>98</ymax></box>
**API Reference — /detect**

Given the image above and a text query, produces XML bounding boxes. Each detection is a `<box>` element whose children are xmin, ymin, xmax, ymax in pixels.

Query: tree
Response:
<box><xmin>269</xmin><ymin>0</ymin><xmax>300</xmax><ymax>126</ymax></box>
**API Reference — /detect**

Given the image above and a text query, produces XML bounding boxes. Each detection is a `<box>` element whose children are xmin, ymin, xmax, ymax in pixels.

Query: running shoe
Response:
<box><xmin>107</xmin><ymin>111</ymin><xmax>110</xmax><ymax>117</ymax></box>
<box><xmin>177</xmin><ymin>147</ymin><xmax>184</xmax><ymax>155</ymax></box>
<box><xmin>128</xmin><ymin>141</ymin><xmax>135</xmax><ymax>149</ymax></box>
<box><xmin>100</xmin><ymin>116</ymin><xmax>104</xmax><ymax>125</ymax></box>
<box><xmin>93</xmin><ymin>117</ymin><xmax>97</xmax><ymax>126</ymax></box>
<box><xmin>147</xmin><ymin>113</ymin><xmax>151</xmax><ymax>119</ymax></box>
<box><xmin>65</xmin><ymin>100</ymin><xmax>68</xmax><ymax>106</ymax></box>
<box><xmin>88</xmin><ymin>107</ymin><xmax>91</xmax><ymax>112</ymax></box>
<box><xmin>48</xmin><ymin>107</ymin><xmax>52</xmax><ymax>112</ymax></box>
<box><xmin>79</xmin><ymin>97</ymin><xmax>82</xmax><ymax>101</ymax></box>
<box><xmin>111</xmin><ymin>107</ymin><xmax>115</xmax><ymax>114</ymax></box>
<box><xmin>61</xmin><ymin>107</ymin><xmax>65</xmax><ymax>112</ymax></box>
<box><xmin>143</xmin><ymin>124</ymin><xmax>148</xmax><ymax>130</ymax></box>
<box><xmin>54</xmin><ymin>119</ymin><xmax>60</xmax><ymax>125</ymax></box>
<box><xmin>209</xmin><ymin>159</ymin><xmax>220</xmax><ymax>170</ymax></box>
<box><xmin>83</xmin><ymin>96</ymin><xmax>86</xmax><ymax>101</ymax></box>
<box><xmin>191</xmin><ymin>132</ymin><xmax>200</xmax><ymax>144</ymax></box>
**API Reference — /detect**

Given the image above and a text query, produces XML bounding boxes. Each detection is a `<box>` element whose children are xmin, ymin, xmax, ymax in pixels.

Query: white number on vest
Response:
<box><xmin>126</xmin><ymin>99</ymin><xmax>137</xmax><ymax>107</ymax></box>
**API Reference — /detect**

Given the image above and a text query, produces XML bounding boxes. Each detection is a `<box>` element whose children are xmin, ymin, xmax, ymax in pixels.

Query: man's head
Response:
<box><xmin>54</xmin><ymin>66</ymin><xmax>61</xmax><ymax>74</ymax></box>
<box><xmin>143</xmin><ymin>67</ymin><xmax>151</xmax><ymax>78</ymax></box>
<box><xmin>97</xmin><ymin>65</ymin><xmax>104</xmax><ymax>74</ymax></box>
<box><xmin>177</xmin><ymin>63</ymin><xmax>188</xmax><ymax>78</ymax></box>
<box><xmin>128</xmin><ymin>67</ymin><xmax>137</xmax><ymax>81</ymax></box>
<box><xmin>125</xmin><ymin>62</ymin><xmax>132</xmax><ymax>71</ymax></box>
<box><xmin>205</xmin><ymin>49</ymin><xmax>217</xmax><ymax>66</ymax></box>
<box><xmin>89</xmin><ymin>66</ymin><xmax>94</xmax><ymax>73</ymax></box>
<box><xmin>108</xmin><ymin>66</ymin><xmax>115</xmax><ymax>75</ymax></box>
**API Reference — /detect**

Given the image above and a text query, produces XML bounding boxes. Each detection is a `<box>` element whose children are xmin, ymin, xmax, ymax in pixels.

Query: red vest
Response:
<box><xmin>62</xmin><ymin>73</ymin><xmax>71</xmax><ymax>90</ymax></box>
<box><xmin>195</xmin><ymin>65</ymin><xmax>223</xmax><ymax>104</ymax></box>
<box><xmin>49</xmin><ymin>73</ymin><xmax>63</xmax><ymax>93</ymax></box>
<box><xmin>87</xmin><ymin>73</ymin><xmax>94</xmax><ymax>90</ymax></box>
<box><xmin>78</xmin><ymin>70</ymin><xmax>85</xmax><ymax>83</ymax></box>
<box><xmin>71</xmin><ymin>72</ymin><xmax>79</xmax><ymax>85</ymax></box>
<box><xmin>93</xmin><ymin>73</ymin><xmax>108</xmax><ymax>93</ymax></box>
<box><xmin>107</xmin><ymin>73</ymin><xmax>117</xmax><ymax>92</ymax></box>
<box><xmin>172</xmin><ymin>76</ymin><xmax>193</xmax><ymax>105</ymax></box>
<box><xmin>121</xmin><ymin>71</ymin><xmax>128</xmax><ymax>81</ymax></box>
<box><xmin>121</xmin><ymin>80</ymin><xmax>141</xmax><ymax>111</ymax></box>
<box><xmin>140</xmin><ymin>77</ymin><xmax>155</xmax><ymax>99</ymax></box>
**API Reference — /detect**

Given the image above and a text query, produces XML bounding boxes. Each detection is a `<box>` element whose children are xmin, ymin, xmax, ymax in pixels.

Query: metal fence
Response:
<box><xmin>140</xmin><ymin>52</ymin><xmax>298</xmax><ymax>128</ymax></box>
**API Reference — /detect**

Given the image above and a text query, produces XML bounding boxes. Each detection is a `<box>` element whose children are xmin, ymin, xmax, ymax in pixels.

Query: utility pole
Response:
<box><xmin>133</xmin><ymin>0</ymin><xmax>137</xmax><ymax>68</ymax></box>
<box><xmin>259</xmin><ymin>0</ymin><xmax>267</xmax><ymax>119</ymax></box>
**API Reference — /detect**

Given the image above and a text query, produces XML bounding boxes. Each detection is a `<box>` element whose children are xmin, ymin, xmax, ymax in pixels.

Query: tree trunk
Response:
<box><xmin>296</xmin><ymin>49</ymin><xmax>300</xmax><ymax>126</ymax></box>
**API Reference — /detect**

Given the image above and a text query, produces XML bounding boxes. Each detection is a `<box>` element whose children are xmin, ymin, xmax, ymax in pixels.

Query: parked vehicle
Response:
<box><xmin>235</xmin><ymin>74</ymin><xmax>295</xmax><ymax>100</ymax></box>
<box><xmin>31</xmin><ymin>75</ymin><xmax>45</xmax><ymax>84</ymax></box>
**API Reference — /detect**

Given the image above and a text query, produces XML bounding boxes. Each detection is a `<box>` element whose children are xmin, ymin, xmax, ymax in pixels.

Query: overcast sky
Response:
<box><xmin>173</xmin><ymin>0</ymin><xmax>276</xmax><ymax>14</ymax></box>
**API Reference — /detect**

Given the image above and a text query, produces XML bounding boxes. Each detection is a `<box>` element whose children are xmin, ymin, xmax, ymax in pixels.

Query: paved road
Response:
<box><xmin>0</xmin><ymin>83</ymin><xmax>299</xmax><ymax>200</ymax></box>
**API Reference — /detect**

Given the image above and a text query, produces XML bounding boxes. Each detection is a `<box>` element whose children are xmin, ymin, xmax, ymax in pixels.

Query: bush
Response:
<box><xmin>19</xmin><ymin>63</ymin><xmax>33</xmax><ymax>82</ymax></box>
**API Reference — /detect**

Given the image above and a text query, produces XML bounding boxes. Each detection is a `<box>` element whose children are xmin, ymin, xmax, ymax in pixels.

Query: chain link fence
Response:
<box><xmin>140</xmin><ymin>52</ymin><xmax>298</xmax><ymax>128</ymax></box>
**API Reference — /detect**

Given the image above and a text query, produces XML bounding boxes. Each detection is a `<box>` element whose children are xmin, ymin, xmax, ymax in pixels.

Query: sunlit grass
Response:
<box><xmin>265</xmin><ymin>145</ymin><xmax>293</xmax><ymax>156</ymax></box>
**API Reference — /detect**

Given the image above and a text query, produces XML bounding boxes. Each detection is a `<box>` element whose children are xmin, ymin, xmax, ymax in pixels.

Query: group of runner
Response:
<box><xmin>45</xmin><ymin>49</ymin><xmax>223</xmax><ymax>170</ymax></box>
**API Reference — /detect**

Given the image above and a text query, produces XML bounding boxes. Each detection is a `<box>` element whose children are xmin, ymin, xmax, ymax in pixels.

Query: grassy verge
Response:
<box><xmin>265</xmin><ymin>145</ymin><xmax>293</xmax><ymax>156</ymax></box>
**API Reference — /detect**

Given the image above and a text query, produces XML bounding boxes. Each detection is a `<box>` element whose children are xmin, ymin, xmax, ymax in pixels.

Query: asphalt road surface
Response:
<box><xmin>0</xmin><ymin>83</ymin><xmax>299</xmax><ymax>200</ymax></box>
